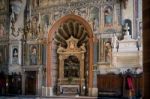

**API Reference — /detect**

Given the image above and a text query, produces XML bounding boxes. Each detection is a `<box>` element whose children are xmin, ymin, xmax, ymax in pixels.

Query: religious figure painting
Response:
<box><xmin>104</xmin><ymin>6</ymin><xmax>113</xmax><ymax>27</ymax></box>
<box><xmin>105</xmin><ymin>41</ymin><xmax>112</xmax><ymax>63</ymax></box>
<box><xmin>30</xmin><ymin>45</ymin><xmax>38</xmax><ymax>65</ymax></box>
<box><xmin>64</xmin><ymin>56</ymin><xmax>80</xmax><ymax>78</ymax></box>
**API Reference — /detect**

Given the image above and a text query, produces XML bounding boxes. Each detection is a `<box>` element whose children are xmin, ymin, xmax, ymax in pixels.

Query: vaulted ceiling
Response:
<box><xmin>54</xmin><ymin>19</ymin><xmax>89</xmax><ymax>48</ymax></box>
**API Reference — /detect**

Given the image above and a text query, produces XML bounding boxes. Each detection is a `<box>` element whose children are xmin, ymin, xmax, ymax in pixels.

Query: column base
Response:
<box><xmin>91</xmin><ymin>88</ymin><xmax>98</xmax><ymax>97</ymax></box>
<box><xmin>42</xmin><ymin>86</ymin><xmax>53</xmax><ymax>96</ymax></box>
<box><xmin>88</xmin><ymin>88</ymin><xmax>98</xmax><ymax>96</ymax></box>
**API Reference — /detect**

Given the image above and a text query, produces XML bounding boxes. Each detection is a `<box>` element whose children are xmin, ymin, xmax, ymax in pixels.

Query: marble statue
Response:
<box><xmin>124</xmin><ymin>23</ymin><xmax>130</xmax><ymax>36</ymax></box>
<box><xmin>12</xmin><ymin>48</ymin><xmax>18</xmax><ymax>64</ymax></box>
<box><xmin>13</xmin><ymin>48</ymin><xmax>18</xmax><ymax>57</ymax></box>
<box><xmin>112</xmin><ymin>34</ymin><xmax>118</xmax><ymax>49</ymax></box>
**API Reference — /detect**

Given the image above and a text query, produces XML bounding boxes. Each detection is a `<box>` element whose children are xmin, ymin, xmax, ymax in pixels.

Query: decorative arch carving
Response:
<box><xmin>46</xmin><ymin>14</ymin><xmax>94</xmax><ymax>94</ymax></box>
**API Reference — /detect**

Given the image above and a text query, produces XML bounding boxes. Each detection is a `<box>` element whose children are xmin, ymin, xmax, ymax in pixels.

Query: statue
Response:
<box><xmin>112</xmin><ymin>34</ymin><xmax>118</xmax><ymax>49</ymax></box>
<box><xmin>12</xmin><ymin>48</ymin><xmax>18</xmax><ymax>64</ymax></box>
<box><xmin>123</xmin><ymin>23</ymin><xmax>131</xmax><ymax>39</ymax></box>
<box><xmin>80</xmin><ymin>43</ymin><xmax>86</xmax><ymax>52</ymax></box>
<box><xmin>124</xmin><ymin>23</ymin><xmax>130</xmax><ymax>36</ymax></box>
<box><xmin>69</xmin><ymin>41</ymin><xmax>75</xmax><ymax>50</ymax></box>
<box><xmin>13</xmin><ymin>48</ymin><xmax>18</xmax><ymax>57</ymax></box>
<box><xmin>57</xmin><ymin>44</ymin><xmax>65</xmax><ymax>53</ymax></box>
<box><xmin>10</xmin><ymin>0</ymin><xmax>22</xmax><ymax>22</ymax></box>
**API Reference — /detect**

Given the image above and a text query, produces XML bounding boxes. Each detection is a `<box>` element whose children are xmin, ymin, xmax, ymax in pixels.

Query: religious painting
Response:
<box><xmin>12</xmin><ymin>46</ymin><xmax>19</xmax><ymax>64</ymax></box>
<box><xmin>30</xmin><ymin>45</ymin><xmax>38</xmax><ymax>65</ymax></box>
<box><xmin>104</xmin><ymin>41</ymin><xmax>112</xmax><ymax>63</ymax></box>
<box><xmin>89</xmin><ymin>7</ymin><xmax>99</xmax><ymax>32</ymax></box>
<box><xmin>101</xmin><ymin>38</ymin><xmax>112</xmax><ymax>63</ymax></box>
<box><xmin>64</xmin><ymin>56</ymin><xmax>80</xmax><ymax>78</ymax></box>
<box><xmin>104</xmin><ymin>6</ymin><xmax>113</xmax><ymax>27</ymax></box>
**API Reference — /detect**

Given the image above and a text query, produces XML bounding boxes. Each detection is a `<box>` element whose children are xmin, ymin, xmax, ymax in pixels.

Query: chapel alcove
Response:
<box><xmin>57</xmin><ymin>36</ymin><xmax>86</xmax><ymax>95</ymax></box>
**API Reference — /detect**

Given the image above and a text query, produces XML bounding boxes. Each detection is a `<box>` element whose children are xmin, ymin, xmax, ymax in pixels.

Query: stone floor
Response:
<box><xmin>0</xmin><ymin>95</ymin><xmax>141</xmax><ymax>99</ymax></box>
<box><xmin>0</xmin><ymin>95</ymin><xmax>97</xmax><ymax>99</ymax></box>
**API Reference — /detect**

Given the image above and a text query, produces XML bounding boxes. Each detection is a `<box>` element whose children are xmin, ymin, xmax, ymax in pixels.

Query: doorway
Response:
<box><xmin>25</xmin><ymin>71</ymin><xmax>37</xmax><ymax>95</ymax></box>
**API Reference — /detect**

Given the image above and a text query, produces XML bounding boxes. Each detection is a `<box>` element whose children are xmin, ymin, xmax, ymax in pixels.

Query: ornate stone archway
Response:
<box><xmin>46</xmin><ymin>14</ymin><xmax>94</xmax><ymax>96</ymax></box>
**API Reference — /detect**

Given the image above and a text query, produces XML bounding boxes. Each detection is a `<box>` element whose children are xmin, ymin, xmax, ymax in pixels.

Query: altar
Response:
<box><xmin>57</xmin><ymin>36</ymin><xmax>86</xmax><ymax>95</ymax></box>
<box><xmin>60</xmin><ymin>85</ymin><xmax>79</xmax><ymax>95</ymax></box>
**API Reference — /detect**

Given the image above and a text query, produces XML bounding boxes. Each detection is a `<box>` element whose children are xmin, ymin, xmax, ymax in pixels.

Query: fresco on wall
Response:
<box><xmin>12</xmin><ymin>47</ymin><xmax>18</xmax><ymax>64</ymax></box>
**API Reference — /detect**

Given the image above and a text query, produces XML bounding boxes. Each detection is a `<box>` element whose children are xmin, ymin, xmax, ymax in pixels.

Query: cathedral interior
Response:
<box><xmin>0</xmin><ymin>0</ymin><xmax>144</xmax><ymax>98</ymax></box>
